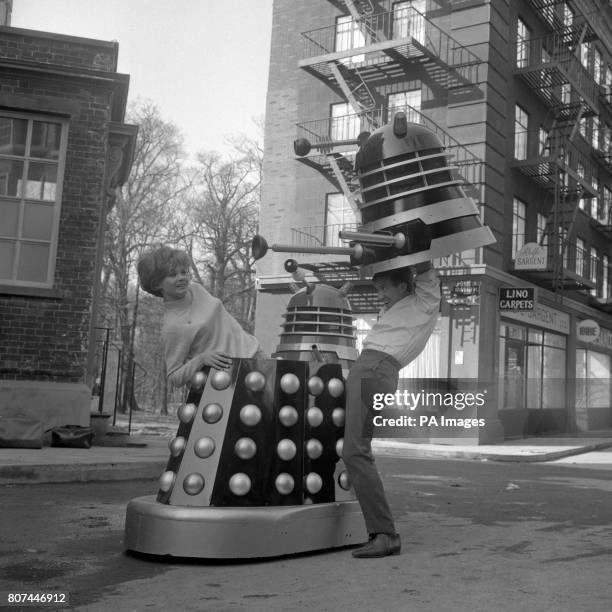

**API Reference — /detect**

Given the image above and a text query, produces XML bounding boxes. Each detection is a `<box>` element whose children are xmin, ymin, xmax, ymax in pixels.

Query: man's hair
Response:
<box><xmin>371</xmin><ymin>266</ymin><xmax>415</xmax><ymax>293</ymax></box>
<box><xmin>137</xmin><ymin>246</ymin><xmax>191</xmax><ymax>297</ymax></box>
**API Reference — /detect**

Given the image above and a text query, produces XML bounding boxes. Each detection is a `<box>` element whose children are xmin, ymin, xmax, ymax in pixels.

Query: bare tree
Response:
<box><xmin>101</xmin><ymin>99</ymin><xmax>188</xmax><ymax>413</ymax></box>
<box><xmin>179</xmin><ymin>146</ymin><xmax>261</xmax><ymax>331</ymax></box>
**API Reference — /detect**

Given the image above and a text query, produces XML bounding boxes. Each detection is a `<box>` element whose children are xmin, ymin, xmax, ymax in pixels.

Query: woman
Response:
<box><xmin>137</xmin><ymin>245</ymin><xmax>263</xmax><ymax>388</ymax></box>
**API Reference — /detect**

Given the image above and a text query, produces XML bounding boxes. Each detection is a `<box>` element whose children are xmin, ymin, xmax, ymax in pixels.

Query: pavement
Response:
<box><xmin>2</xmin><ymin>428</ymin><xmax>612</xmax><ymax>485</ymax></box>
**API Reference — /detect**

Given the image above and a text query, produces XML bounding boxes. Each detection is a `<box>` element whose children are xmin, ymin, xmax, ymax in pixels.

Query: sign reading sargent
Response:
<box><xmin>503</xmin><ymin>302</ymin><xmax>570</xmax><ymax>335</ymax></box>
<box><xmin>499</xmin><ymin>287</ymin><xmax>535</xmax><ymax>311</ymax></box>
<box><xmin>514</xmin><ymin>242</ymin><xmax>548</xmax><ymax>270</ymax></box>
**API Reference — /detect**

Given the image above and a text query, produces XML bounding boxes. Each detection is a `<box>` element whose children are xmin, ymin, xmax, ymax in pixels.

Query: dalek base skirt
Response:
<box><xmin>123</xmin><ymin>358</ymin><xmax>367</xmax><ymax>558</ymax></box>
<box><xmin>124</xmin><ymin>497</ymin><xmax>366</xmax><ymax>558</ymax></box>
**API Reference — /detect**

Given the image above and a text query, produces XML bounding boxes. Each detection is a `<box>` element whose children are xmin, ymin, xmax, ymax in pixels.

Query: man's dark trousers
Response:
<box><xmin>343</xmin><ymin>349</ymin><xmax>400</xmax><ymax>535</ymax></box>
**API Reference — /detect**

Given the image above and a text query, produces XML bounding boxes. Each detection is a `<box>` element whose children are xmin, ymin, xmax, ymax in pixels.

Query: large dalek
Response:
<box><xmin>124</xmin><ymin>270</ymin><xmax>365</xmax><ymax>558</ymax></box>
<box><xmin>252</xmin><ymin>112</ymin><xmax>495</xmax><ymax>274</ymax></box>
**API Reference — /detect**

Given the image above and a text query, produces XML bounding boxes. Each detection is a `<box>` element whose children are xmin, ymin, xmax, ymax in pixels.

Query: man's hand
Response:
<box><xmin>199</xmin><ymin>351</ymin><xmax>233</xmax><ymax>370</ymax></box>
<box><xmin>415</xmin><ymin>261</ymin><xmax>433</xmax><ymax>274</ymax></box>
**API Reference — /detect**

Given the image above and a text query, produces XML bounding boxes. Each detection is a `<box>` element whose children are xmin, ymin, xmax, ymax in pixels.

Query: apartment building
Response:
<box><xmin>256</xmin><ymin>0</ymin><xmax>612</xmax><ymax>441</ymax></box>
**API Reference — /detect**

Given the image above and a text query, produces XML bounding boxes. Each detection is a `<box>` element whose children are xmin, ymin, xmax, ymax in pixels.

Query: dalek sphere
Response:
<box><xmin>348</xmin><ymin>113</ymin><xmax>495</xmax><ymax>274</ymax></box>
<box><xmin>273</xmin><ymin>282</ymin><xmax>358</xmax><ymax>371</ymax></box>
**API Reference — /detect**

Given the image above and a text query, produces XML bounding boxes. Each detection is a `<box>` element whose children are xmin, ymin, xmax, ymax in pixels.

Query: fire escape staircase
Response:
<box><xmin>512</xmin><ymin>8</ymin><xmax>603</xmax><ymax>292</ymax></box>
<box><xmin>299</xmin><ymin>7</ymin><xmax>483</xmax><ymax>104</ymax></box>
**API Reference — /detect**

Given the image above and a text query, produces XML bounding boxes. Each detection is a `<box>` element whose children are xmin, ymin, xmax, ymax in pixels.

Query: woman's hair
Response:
<box><xmin>137</xmin><ymin>246</ymin><xmax>191</xmax><ymax>297</ymax></box>
<box><xmin>372</xmin><ymin>266</ymin><xmax>415</xmax><ymax>293</ymax></box>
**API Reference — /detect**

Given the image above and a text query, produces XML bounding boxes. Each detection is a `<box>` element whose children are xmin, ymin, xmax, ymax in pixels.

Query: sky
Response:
<box><xmin>11</xmin><ymin>0</ymin><xmax>274</xmax><ymax>159</ymax></box>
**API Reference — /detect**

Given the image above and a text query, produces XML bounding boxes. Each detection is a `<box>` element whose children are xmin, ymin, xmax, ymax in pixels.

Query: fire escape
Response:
<box><xmin>292</xmin><ymin>1</ymin><xmax>485</xmax><ymax>311</ymax></box>
<box><xmin>512</xmin><ymin>1</ymin><xmax>602</xmax><ymax>293</ymax></box>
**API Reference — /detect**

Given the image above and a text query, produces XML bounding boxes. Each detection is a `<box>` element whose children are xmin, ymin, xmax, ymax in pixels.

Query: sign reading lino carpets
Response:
<box><xmin>499</xmin><ymin>287</ymin><xmax>535</xmax><ymax>311</ymax></box>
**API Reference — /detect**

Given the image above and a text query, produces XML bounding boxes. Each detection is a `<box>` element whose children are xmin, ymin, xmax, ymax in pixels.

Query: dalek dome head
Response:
<box><xmin>274</xmin><ymin>283</ymin><xmax>357</xmax><ymax>367</ymax></box>
<box><xmin>355</xmin><ymin>116</ymin><xmax>444</xmax><ymax>172</ymax></box>
<box><xmin>354</xmin><ymin>113</ymin><xmax>465</xmax><ymax>225</ymax></box>
<box><xmin>287</xmin><ymin>283</ymin><xmax>352</xmax><ymax>311</ymax></box>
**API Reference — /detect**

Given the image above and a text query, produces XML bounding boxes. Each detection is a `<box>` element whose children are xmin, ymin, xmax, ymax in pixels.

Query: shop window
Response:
<box><xmin>0</xmin><ymin>113</ymin><xmax>68</xmax><ymax>288</ymax></box>
<box><xmin>576</xmin><ymin>349</ymin><xmax>612</xmax><ymax>429</ymax></box>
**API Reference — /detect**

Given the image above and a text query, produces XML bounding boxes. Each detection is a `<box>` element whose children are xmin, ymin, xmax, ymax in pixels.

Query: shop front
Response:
<box><xmin>575</xmin><ymin>319</ymin><xmax>612</xmax><ymax>432</ymax></box>
<box><xmin>499</xmin><ymin>303</ymin><xmax>570</xmax><ymax>438</ymax></box>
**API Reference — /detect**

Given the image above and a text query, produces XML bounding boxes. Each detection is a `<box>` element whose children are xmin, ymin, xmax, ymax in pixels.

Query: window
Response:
<box><xmin>517</xmin><ymin>17</ymin><xmax>530</xmax><ymax>68</ymax></box>
<box><xmin>324</xmin><ymin>193</ymin><xmax>358</xmax><ymax>247</ymax></box>
<box><xmin>330</xmin><ymin>102</ymin><xmax>360</xmax><ymax>141</ymax></box>
<box><xmin>592</xmin><ymin>118</ymin><xmax>600</xmax><ymax>150</ymax></box>
<box><xmin>393</xmin><ymin>1</ymin><xmax>425</xmax><ymax>44</ymax></box>
<box><xmin>388</xmin><ymin>89</ymin><xmax>422</xmax><ymax>123</ymax></box>
<box><xmin>512</xmin><ymin>198</ymin><xmax>526</xmax><ymax>258</ymax></box>
<box><xmin>559</xmin><ymin>226</ymin><xmax>569</xmax><ymax>268</ymax></box>
<box><xmin>605</xmin><ymin>67</ymin><xmax>612</xmax><ymax>101</ymax></box>
<box><xmin>537</xmin><ymin>213</ymin><xmax>548</xmax><ymax>247</ymax></box>
<box><xmin>580</xmin><ymin>42</ymin><xmax>591</xmax><ymax>70</ymax></box>
<box><xmin>576</xmin><ymin>237</ymin><xmax>586</xmax><ymax>276</ymax></box>
<box><xmin>563</xmin><ymin>3</ymin><xmax>574</xmax><ymax>28</ymax></box>
<box><xmin>539</xmin><ymin>126</ymin><xmax>550</xmax><ymax>155</ymax></box>
<box><xmin>335</xmin><ymin>15</ymin><xmax>365</xmax><ymax>64</ymax></box>
<box><xmin>514</xmin><ymin>105</ymin><xmax>529</xmax><ymax>160</ymax></box>
<box><xmin>579</xmin><ymin>116</ymin><xmax>587</xmax><ymax>140</ymax></box>
<box><xmin>561</xmin><ymin>83</ymin><xmax>571</xmax><ymax>106</ymax></box>
<box><xmin>603</xmin><ymin>254</ymin><xmax>610</xmax><ymax>298</ymax></box>
<box><xmin>591</xmin><ymin>176</ymin><xmax>599</xmax><ymax>220</ymax></box>
<box><xmin>601</xmin><ymin>187</ymin><xmax>612</xmax><ymax>225</ymax></box>
<box><xmin>0</xmin><ymin>113</ymin><xmax>67</xmax><ymax>287</ymax></box>
<box><xmin>590</xmin><ymin>246</ymin><xmax>599</xmax><ymax>295</ymax></box>
<box><xmin>594</xmin><ymin>48</ymin><xmax>603</xmax><ymax>84</ymax></box>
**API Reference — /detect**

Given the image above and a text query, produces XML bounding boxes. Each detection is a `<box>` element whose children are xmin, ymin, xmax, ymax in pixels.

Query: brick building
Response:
<box><xmin>0</xmin><ymin>12</ymin><xmax>136</xmax><ymax>428</ymax></box>
<box><xmin>256</xmin><ymin>0</ymin><xmax>612</xmax><ymax>442</ymax></box>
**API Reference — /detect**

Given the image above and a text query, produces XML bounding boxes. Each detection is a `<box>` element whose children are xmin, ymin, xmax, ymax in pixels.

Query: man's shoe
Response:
<box><xmin>352</xmin><ymin>533</ymin><xmax>401</xmax><ymax>558</ymax></box>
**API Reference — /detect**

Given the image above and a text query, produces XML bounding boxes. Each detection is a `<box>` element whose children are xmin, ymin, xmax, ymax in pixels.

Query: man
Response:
<box><xmin>343</xmin><ymin>262</ymin><xmax>440</xmax><ymax>558</ymax></box>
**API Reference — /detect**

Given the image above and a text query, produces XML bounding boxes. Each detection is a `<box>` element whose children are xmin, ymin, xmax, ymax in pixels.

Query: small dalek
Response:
<box><xmin>254</xmin><ymin>112</ymin><xmax>495</xmax><ymax>275</ymax></box>
<box><xmin>124</xmin><ymin>357</ymin><xmax>366</xmax><ymax>558</ymax></box>
<box><xmin>273</xmin><ymin>259</ymin><xmax>358</xmax><ymax>372</ymax></box>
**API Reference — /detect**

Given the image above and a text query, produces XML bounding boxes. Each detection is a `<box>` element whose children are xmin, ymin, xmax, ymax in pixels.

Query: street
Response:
<box><xmin>1</xmin><ymin>453</ymin><xmax>612</xmax><ymax>612</ymax></box>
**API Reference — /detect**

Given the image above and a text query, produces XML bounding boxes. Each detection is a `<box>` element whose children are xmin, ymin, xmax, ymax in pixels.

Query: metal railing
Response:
<box><xmin>512</xmin><ymin>128</ymin><xmax>598</xmax><ymax>195</ymax></box>
<box><xmin>291</xmin><ymin>223</ymin><xmax>359</xmax><ymax>249</ymax></box>
<box><xmin>296</xmin><ymin>103</ymin><xmax>484</xmax><ymax>186</ymax></box>
<box><xmin>300</xmin><ymin>6</ymin><xmax>482</xmax><ymax>81</ymax></box>
<box><xmin>514</xmin><ymin>32</ymin><xmax>599</xmax><ymax>112</ymax></box>
<box><xmin>511</xmin><ymin>232</ymin><xmax>599</xmax><ymax>279</ymax></box>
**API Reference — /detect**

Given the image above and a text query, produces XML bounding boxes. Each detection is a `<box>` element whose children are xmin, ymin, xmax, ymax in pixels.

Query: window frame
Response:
<box><xmin>512</xmin><ymin>197</ymin><xmax>527</xmax><ymax>258</ymax></box>
<box><xmin>0</xmin><ymin>110</ymin><xmax>69</xmax><ymax>289</ymax></box>
<box><xmin>514</xmin><ymin>104</ymin><xmax>529</xmax><ymax>160</ymax></box>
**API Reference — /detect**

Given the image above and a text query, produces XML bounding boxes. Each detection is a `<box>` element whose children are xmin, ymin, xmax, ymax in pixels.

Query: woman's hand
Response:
<box><xmin>199</xmin><ymin>351</ymin><xmax>233</xmax><ymax>370</ymax></box>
